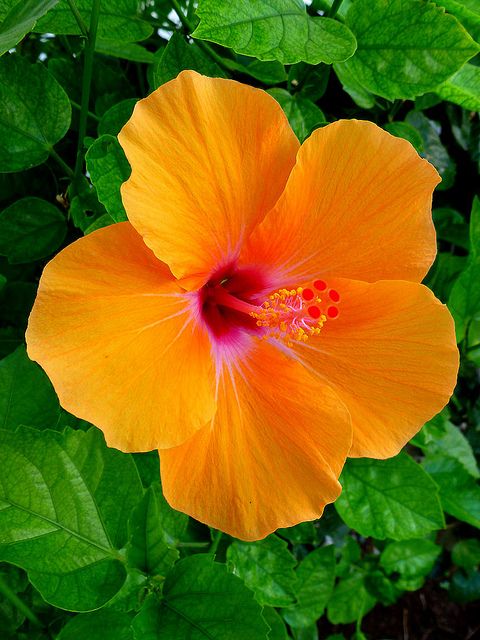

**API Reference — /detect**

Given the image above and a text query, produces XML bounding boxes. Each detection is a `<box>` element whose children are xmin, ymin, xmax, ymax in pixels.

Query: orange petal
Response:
<box><xmin>118</xmin><ymin>71</ymin><xmax>299</xmax><ymax>288</ymax></box>
<box><xmin>291</xmin><ymin>278</ymin><xmax>458</xmax><ymax>458</ymax></box>
<box><xmin>26</xmin><ymin>223</ymin><xmax>216</xmax><ymax>452</ymax></box>
<box><xmin>160</xmin><ymin>340</ymin><xmax>352</xmax><ymax>541</ymax></box>
<box><xmin>244</xmin><ymin>120</ymin><xmax>440</xmax><ymax>284</ymax></box>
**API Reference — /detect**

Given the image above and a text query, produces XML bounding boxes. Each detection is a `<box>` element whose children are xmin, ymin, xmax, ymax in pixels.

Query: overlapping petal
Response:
<box><xmin>119</xmin><ymin>71</ymin><xmax>300</xmax><ymax>288</ymax></box>
<box><xmin>160</xmin><ymin>340</ymin><xmax>352</xmax><ymax>541</ymax></box>
<box><xmin>243</xmin><ymin>120</ymin><xmax>440</xmax><ymax>284</ymax></box>
<box><xmin>290</xmin><ymin>278</ymin><xmax>459</xmax><ymax>458</ymax></box>
<box><xmin>26</xmin><ymin>223</ymin><xmax>216</xmax><ymax>452</ymax></box>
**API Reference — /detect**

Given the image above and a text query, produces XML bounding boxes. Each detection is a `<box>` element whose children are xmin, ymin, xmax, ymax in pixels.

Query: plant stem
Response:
<box><xmin>169</xmin><ymin>0</ymin><xmax>193</xmax><ymax>31</ymax></box>
<box><xmin>73</xmin><ymin>0</ymin><xmax>101</xmax><ymax>186</ymax></box>
<box><xmin>49</xmin><ymin>148</ymin><xmax>75</xmax><ymax>178</ymax></box>
<box><xmin>0</xmin><ymin>575</ymin><xmax>42</xmax><ymax>628</ymax></box>
<box><xmin>209</xmin><ymin>530</ymin><xmax>223</xmax><ymax>555</ymax></box>
<box><xmin>70</xmin><ymin>99</ymin><xmax>100</xmax><ymax>121</ymax></box>
<box><xmin>65</xmin><ymin>0</ymin><xmax>89</xmax><ymax>37</ymax></box>
<box><xmin>328</xmin><ymin>0</ymin><xmax>344</xmax><ymax>18</ymax></box>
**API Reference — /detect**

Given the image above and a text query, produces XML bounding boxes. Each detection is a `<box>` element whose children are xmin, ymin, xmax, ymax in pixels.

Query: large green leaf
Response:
<box><xmin>436</xmin><ymin>64</ymin><xmax>480</xmax><ymax>112</ymax></box>
<box><xmin>267</xmin><ymin>88</ymin><xmax>325</xmax><ymax>142</ymax></box>
<box><xmin>380</xmin><ymin>540</ymin><xmax>441</xmax><ymax>579</ymax></box>
<box><xmin>342</xmin><ymin>0</ymin><xmax>479</xmax><ymax>100</ymax></box>
<box><xmin>0</xmin><ymin>197</ymin><xmax>66</xmax><ymax>263</ymax></box>
<box><xmin>57</xmin><ymin>610</ymin><xmax>134</xmax><ymax>640</ymax></box>
<box><xmin>34</xmin><ymin>0</ymin><xmax>152</xmax><ymax>43</ymax></box>
<box><xmin>0</xmin><ymin>346</ymin><xmax>60</xmax><ymax>430</ymax></box>
<box><xmin>127</xmin><ymin>484</ymin><xmax>178</xmax><ymax>577</ymax></box>
<box><xmin>335</xmin><ymin>453</ymin><xmax>445</xmax><ymax>540</ymax></box>
<box><xmin>437</xmin><ymin>0</ymin><xmax>480</xmax><ymax>42</ymax></box>
<box><xmin>193</xmin><ymin>0</ymin><xmax>357</xmax><ymax>65</ymax></box>
<box><xmin>133</xmin><ymin>555</ymin><xmax>269</xmax><ymax>639</ymax></box>
<box><xmin>0</xmin><ymin>426</ymin><xmax>143</xmax><ymax>610</ymax></box>
<box><xmin>85</xmin><ymin>135</ymin><xmax>130</xmax><ymax>223</ymax></box>
<box><xmin>0</xmin><ymin>0</ymin><xmax>59</xmax><ymax>57</ymax></box>
<box><xmin>227</xmin><ymin>534</ymin><xmax>296</xmax><ymax>607</ymax></box>
<box><xmin>282</xmin><ymin>546</ymin><xmax>335</xmax><ymax>629</ymax></box>
<box><xmin>0</xmin><ymin>55</ymin><xmax>71</xmax><ymax>172</ymax></box>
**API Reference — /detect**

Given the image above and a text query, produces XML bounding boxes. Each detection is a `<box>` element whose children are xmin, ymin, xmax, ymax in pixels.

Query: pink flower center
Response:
<box><xmin>198</xmin><ymin>266</ymin><xmax>340</xmax><ymax>347</ymax></box>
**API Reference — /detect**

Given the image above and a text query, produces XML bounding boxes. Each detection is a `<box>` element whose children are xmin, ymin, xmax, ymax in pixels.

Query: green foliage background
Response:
<box><xmin>0</xmin><ymin>0</ymin><xmax>479</xmax><ymax>638</ymax></box>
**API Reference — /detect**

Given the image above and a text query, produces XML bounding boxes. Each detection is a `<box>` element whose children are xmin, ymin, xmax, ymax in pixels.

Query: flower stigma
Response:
<box><xmin>251</xmin><ymin>280</ymin><xmax>340</xmax><ymax>347</ymax></box>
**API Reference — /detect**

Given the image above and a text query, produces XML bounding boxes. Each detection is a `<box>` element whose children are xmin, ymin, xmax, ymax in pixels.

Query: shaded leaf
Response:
<box><xmin>0</xmin><ymin>197</ymin><xmax>66</xmax><ymax>264</ymax></box>
<box><xmin>57</xmin><ymin>610</ymin><xmax>134</xmax><ymax>640</ymax></box>
<box><xmin>268</xmin><ymin>88</ymin><xmax>325</xmax><ymax>141</ymax></box>
<box><xmin>0</xmin><ymin>346</ymin><xmax>60</xmax><ymax>430</ymax></box>
<box><xmin>380</xmin><ymin>540</ymin><xmax>441</xmax><ymax>579</ymax></box>
<box><xmin>0</xmin><ymin>0</ymin><xmax>59</xmax><ymax>57</ymax></box>
<box><xmin>0</xmin><ymin>55</ymin><xmax>71</xmax><ymax>172</ymax></box>
<box><xmin>327</xmin><ymin>570</ymin><xmax>376</xmax><ymax>625</ymax></box>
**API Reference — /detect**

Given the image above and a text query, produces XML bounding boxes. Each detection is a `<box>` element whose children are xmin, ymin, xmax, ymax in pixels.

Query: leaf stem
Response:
<box><xmin>70</xmin><ymin>99</ymin><xmax>100</xmax><ymax>122</ymax></box>
<box><xmin>65</xmin><ymin>0</ymin><xmax>89</xmax><ymax>38</ymax></box>
<box><xmin>328</xmin><ymin>0</ymin><xmax>344</xmax><ymax>18</ymax></box>
<box><xmin>209</xmin><ymin>530</ymin><xmax>223</xmax><ymax>555</ymax></box>
<box><xmin>73</xmin><ymin>0</ymin><xmax>101</xmax><ymax>186</ymax></box>
<box><xmin>49</xmin><ymin>148</ymin><xmax>75</xmax><ymax>178</ymax></box>
<box><xmin>0</xmin><ymin>575</ymin><xmax>43</xmax><ymax>628</ymax></box>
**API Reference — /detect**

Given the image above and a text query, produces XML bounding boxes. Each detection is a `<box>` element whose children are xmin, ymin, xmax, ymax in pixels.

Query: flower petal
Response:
<box><xmin>118</xmin><ymin>71</ymin><xmax>299</xmax><ymax>288</ymax></box>
<box><xmin>291</xmin><ymin>278</ymin><xmax>458</xmax><ymax>458</ymax></box>
<box><xmin>26</xmin><ymin>223</ymin><xmax>216</xmax><ymax>452</ymax></box>
<box><xmin>160</xmin><ymin>340</ymin><xmax>352</xmax><ymax>541</ymax></box>
<box><xmin>244</xmin><ymin>120</ymin><xmax>440</xmax><ymax>284</ymax></box>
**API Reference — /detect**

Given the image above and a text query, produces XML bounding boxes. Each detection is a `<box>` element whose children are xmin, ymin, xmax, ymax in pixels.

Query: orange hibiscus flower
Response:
<box><xmin>26</xmin><ymin>71</ymin><xmax>458</xmax><ymax>541</ymax></box>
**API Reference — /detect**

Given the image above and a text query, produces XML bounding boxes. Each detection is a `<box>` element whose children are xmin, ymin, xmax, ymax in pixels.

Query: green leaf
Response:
<box><xmin>452</xmin><ymin>539</ymin><xmax>480</xmax><ymax>570</ymax></box>
<box><xmin>437</xmin><ymin>0</ymin><xmax>480</xmax><ymax>42</ymax></box>
<box><xmin>267</xmin><ymin>89</ymin><xmax>325</xmax><ymax>142</ymax></box>
<box><xmin>98</xmin><ymin>99</ymin><xmax>136</xmax><ymax>138</ymax></box>
<box><xmin>127</xmin><ymin>484</ymin><xmax>178</xmax><ymax>577</ymax></box>
<box><xmin>423</xmin><ymin>455</ymin><xmax>480</xmax><ymax>529</ymax></box>
<box><xmin>0</xmin><ymin>426</ymin><xmax>143</xmax><ymax>610</ymax></box>
<box><xmin>282</xmin><ymin>546</ymin><xmax>335</xmax><ymax>628</ymax></box>
<box><xmin>406</xmin><ymin>111</ymin><xmax>456</xmax><ymax>189</ymax></box>
<box><xmin>0</xmin><ymin>0</ymin><xmax>59</xmax><ymax>57</ymax></box>
<box><xmin>262</xmin><ymin>607</ymin><xmax>289</xmax><ymax>640</ymax></box>
<box><xmin>34</xmin><ymin>0</ymin><xmax>153</xmax><ymax>43</ymax></box>
<box><xmin>364</xmin><ymin>571</ymin><xmax>402</xmax><ymax>606</ymax></box>
<box><xmin>450</xmin><ymin>568</ymin><xmax>480</xmax><ymax>603</ymax></box>
<box><xmin>227</xmin><ymin>534</ymin><xmax>296</xmax><ymax>607</ymax></box>
<box><xmin>193</xmin><ymin>0</ymin><xmax>357</xmax><ymax>65</ymax></box>
<box><xmin>0</xmin><ymin>55</ymin><xmax>71</xmax><ymax>172</ymax></box>
<box><xmin>380</xmin><ymin>540</ymin><xmax>441</xmax><ymax>579</ymax></box>
<box><xmin>69</xmin><ymin>176</ymin><xmax>108</xmax><ymax>233</ymax></box>
<box><xmin>153</xmin><ymin>32</ymin><xmax>226</xmax><ymax>88</ymax></box>
<box><xmin>231</xmin><ymin>58</ymin><xmax>287</xmax><ymax>85</ymax></box>
<box><xmin>96</xmin><ymin>40</ymin><xmax>156</xmax><ymax>64</ymax></box>
<box><xmin>342</xmin><ymin>0</ymin><xmax>479</xmax><ymax>100</ymax></box>
<box><xmin>414</xmin><ymin>416</ymin><xmax>479</xmax><ymax>478</ymax></box>
<box><xmin>333</xmin><ymin>61</ymin><xmax>376</xmax><ymax>109</ymax></box>
<box><xmin>57</xmin><ymin>610</ymin><xmax>134</xmax><ymax>640</ymax></box>
<box><xmin>85</xmin><ymin>135</ymin><xmax>130</xmax><ymax>222</ymax></box>
<box><xmin>433</xmin><ymin>208</ymin><xmax>469</xmax><ymax>250</ymax></box>
<box><xmin>0</xmin><ymin>346</ymin><xmax>60</xmax><ymax>430</ymax></box>
<box><xmin>133</xmin><ymin>555</ymin><xmax>269</xmax><ymax>639</ymax></box>
<box><xmin>436</xmin><ymin>64</ymin><xmax>480</xmax><ymax>112</ymax></box>
<box><xmin>335</xmin><ymin>453</ymin><xmax>445</xmax><ymax>540</ymax></box>
<box><xmin>383</xmin><ymin>122</ymin><xmax>424</xmax><ymax>153</ymax></box>
<box><xmin>326</xmin><ymin>570</ymin><xmax>376</xmax><ymax>625</ymax></box>
<box><xmin>0</xmin><ymin>197</ymin><xmax>66</xmax><ymax>264</ymax></box>
<box><xmin>448</xmin><ymin>259</ymin><xmax>480</xmax><ymax>341</ymax></box>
